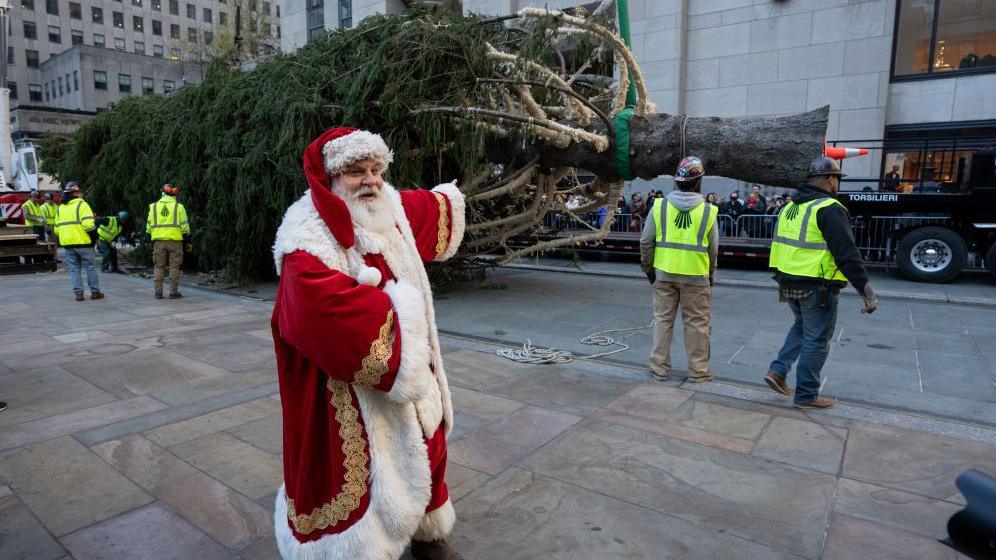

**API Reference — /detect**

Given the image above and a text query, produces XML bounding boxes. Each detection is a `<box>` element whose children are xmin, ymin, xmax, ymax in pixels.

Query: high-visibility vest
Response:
<box><xmin>98</xmin><ymin>216</ymin><xmax>122</xmax><ymax>243</ymax></box>
<box><xmin>21</xmin><ymin>199</ymin><xmax>45</xmax><ymax>227</ymax></box>
<box><xmin>55</xmin><ymin>198</ymin><xmax>96</xmax><ymax>246</ymax></box>
<box><xmin>652</xmin><ymin>198</ymin><xmax>716</xmax><ymax>277</ymax></box>
<box><xmin>41</xmin><ymin>202</ymin><xmax>58</xmax><ymax>226</ymax></box>
<box><xmin>769</xmin><ymin>198</ymin><xmax>848</xmax><ymax>282</ymax></box>
<box><xmin>146</xmin><ymin>195</ymin><xmax>189</xmax><ymax>241</ymax></box>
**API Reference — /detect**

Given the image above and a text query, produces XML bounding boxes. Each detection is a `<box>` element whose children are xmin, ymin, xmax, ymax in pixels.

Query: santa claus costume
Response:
<box><xmin>270</xmin><ymin>127</ymin><xmax>466</xmax><ymax>560</ymax></box>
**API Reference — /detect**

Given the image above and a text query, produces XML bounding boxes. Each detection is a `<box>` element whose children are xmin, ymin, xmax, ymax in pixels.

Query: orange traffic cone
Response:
<box><xmin>825</xmin><ymin>142</ymin><xmax>868</xmax><ymax>159</ymax></box>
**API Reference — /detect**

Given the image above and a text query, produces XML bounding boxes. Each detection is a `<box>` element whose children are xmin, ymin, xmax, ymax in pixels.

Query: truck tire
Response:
<box><xmin>896</xmin><ymin>227</ymin><xmax>967</xmax><ymax>283</ymax></box>
<box><xmin>987</xmin><ymin>242</ymin><xmax>996</xmax><ymax>280</ymax></box>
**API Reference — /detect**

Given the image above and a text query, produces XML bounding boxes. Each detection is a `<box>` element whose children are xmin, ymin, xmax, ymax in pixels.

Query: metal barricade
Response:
<box><xmin>732</xmin><ymin>214</ymin><xmax>777</xmax><ymax>240</ymax></box>
<box><xmin>850</xmin><ymin>215</ymin><xmax>952</xmax><ymax>263</ymax></box>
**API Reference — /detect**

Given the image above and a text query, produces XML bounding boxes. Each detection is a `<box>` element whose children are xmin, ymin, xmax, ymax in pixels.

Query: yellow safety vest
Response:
<box><xmin>769</xmin><ymin>198</ymin><xmax>848</xmax><ymax>282</ymax></box>
<box><xmin>41</xmin><ymin>202</ymin><xmax>58</xmax><ymax>226</ymax></box>
<box><xmin>146</xmin><ymin>195</ymin><xmax>189</xmax><ymax>241</ymax></box>
<box><xmin>55</xmin><ymin>198</ymin><xmax>96</xmax><ymax>246</ymax></box>
<box><xmin>98</xmin><ymin>217</ymin><xmax>122</xmax><ymax>243</ymax></box>
<box><xmin>652</xmin><ymin>198</ymin><xmax>716</xmax><ymax>277</ymax></box>
<box><xmin>21</xmin><ymin>199</ymin><xmax>44</xmax><ymax>227</ymax></box>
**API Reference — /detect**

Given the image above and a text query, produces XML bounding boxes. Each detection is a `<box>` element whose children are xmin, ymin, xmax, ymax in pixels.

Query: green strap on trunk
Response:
<box><xmin>614</xmin><ymin>107</ymin><xmax>635</xmax><ymax>181</ymax></box>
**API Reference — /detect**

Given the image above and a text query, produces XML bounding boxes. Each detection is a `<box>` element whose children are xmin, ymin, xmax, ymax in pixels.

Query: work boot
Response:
<box><xmin>764</xmin><ymin>371</ymin><xmax>791</xmax><ymax>396</ymax></box>
<box><xmin>75</xmin><ymin>293</ymin><xmax>85</xmax><ymax>302</ymax></box>
<box><xmin>687</xmin><ymin>372</ymin><xmax>714</xmax><ymax>383</ymax></box>
<box><xmin>169</xmin><ymin>292</ymin><xmax>183</xmax><ymax>299</ymax></box>
<box><xmin>91</xmin><ymin>292</ymin><xmax>105</xmax><ymax>300</ymax></box>
<box><xmin>0</xmin><ymin>401</ymin><xmax>6</xmax><ymax>412</ymax></box>
<box><xmin>794</xmin><ymin>397</ymin><xmax>835</xmax><ymax>410</ymax></box>
<box><xmin>410</xmin><ymin>539</ymin><xmax>465</xmax><ymax>560</ymax></box>
<box><xmin>155</xmin><ymin>292</ymin><xmax>163</xmax><ymax>300</ymax></box>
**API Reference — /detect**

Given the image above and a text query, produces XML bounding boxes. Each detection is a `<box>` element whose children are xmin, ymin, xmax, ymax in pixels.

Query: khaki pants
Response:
<box><xmin>650</xmin><ymin>281</ymin><xmax>712</xmax><ymax>377</ymax></box>
<box><xmin>153</xmin><ymin>240</ymin><xmax>184</xmax><ymax>295</ymax></box>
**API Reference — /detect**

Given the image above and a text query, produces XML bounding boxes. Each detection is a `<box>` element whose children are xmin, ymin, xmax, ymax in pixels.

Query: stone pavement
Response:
<box><xmin>0</xmin><ymin>270</ymin><xmax>992</xmax><ymax>559</ymax></box>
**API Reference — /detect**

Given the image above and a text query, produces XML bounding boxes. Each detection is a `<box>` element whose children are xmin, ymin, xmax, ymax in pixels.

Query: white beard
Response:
<box><xmin>334</xmin><ymin>183</ymin><xmax>396</xmax><ymax>237</ymax></box>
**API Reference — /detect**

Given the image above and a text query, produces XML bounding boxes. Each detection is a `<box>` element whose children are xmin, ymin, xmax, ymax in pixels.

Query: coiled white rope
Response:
<box><xmin>497</xmin><ymin>321</ymin><xmax>655</xmax><ymax>364</ymax></box>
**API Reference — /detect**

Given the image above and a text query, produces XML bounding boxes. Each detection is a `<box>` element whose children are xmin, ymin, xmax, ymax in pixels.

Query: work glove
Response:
<box><xmin>860</xmin><ymin>284</ymin><xmax>879</xmax><ymax>314</ymax></box>
<box><xmin>645</xmin><ymin>269</ymin><xmax>656</xmax><ymax>285</ymax></box>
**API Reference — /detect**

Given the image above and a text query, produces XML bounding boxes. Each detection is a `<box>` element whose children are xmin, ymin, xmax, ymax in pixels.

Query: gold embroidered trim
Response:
<box><xmin>286</xmin><ymin>379</ymin><xmax>369</xmax><ymax>535</ymax></box>
<box><xmin>432</xmin><ymin>192</ymin><xmax>450</xmax><ymax>259</ymax></box>
<box><xmin>354</xmin><ymin>309</ymin><xmax>395</xmax><ymax>386</ymax></box>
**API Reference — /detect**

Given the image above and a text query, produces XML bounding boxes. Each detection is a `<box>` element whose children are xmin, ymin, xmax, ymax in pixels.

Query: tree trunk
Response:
<box><xmin>487</xmin><ymin>106</ymin><xmax>829</xmax><ymax>188</ymax></box>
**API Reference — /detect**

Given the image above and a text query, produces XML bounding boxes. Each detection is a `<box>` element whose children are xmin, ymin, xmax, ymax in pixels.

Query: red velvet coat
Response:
<box><xmin>271</xmin><ymin>183</ymin><xmax>465</xmax><ymax>560</ymax></box>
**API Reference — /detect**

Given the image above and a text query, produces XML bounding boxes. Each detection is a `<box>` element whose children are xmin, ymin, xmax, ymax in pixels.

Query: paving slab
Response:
<box><xmin>91</xmin><ymin>435</ymin><xmax>272</xmax><ymax>548</ymax></box>
<box><xmin>750</xmin><ymin>416</ymin><xmax>847</xmax><ymax>475</ymax></box>
<box><xmin>146</xmin><ymin>369</ymin><xmax>276</xmax><ymax>406</ymax></box>
<box><xmin>171</xmin><ymin>333</ymin><xmax>277</xmax><ymax>373</ymax></box>
<box><xmin>448</xmin><ymin>406</ymin><xmax>581</xmax><ymax>475</ymax></box>
<box><xmin>822</xmin><ymin>513</ymin><xmax>957</xmax><ymax>560</ymax></box>
<box><xmin>843</xmin><ymin>422</ymin><xmax>996</xmax><ymax>501</ymax></box>
<box><xmin>171</xmin><ymin>432</ymin><xmax>283</xmax><ymax>500</ymax></box>
<box><xmin>62</xmin><ymin>348</ymin><xmax>233</xmax><ymax>399</ymax></box>
<box><xmin>238</xmin><ymin>535</ymin><xmax>282</xmax><ymax>560</ymax></box>
<box><xmin>446</xmin><ymin>463</ymin><xmax>491</xmax><ymax>502</ymax></box>
<box><xmin>143</xmin><ymin>398</ymin><xmax>282</xmax><ymax>448</ymax></box>
<box><xmin>60</xmin><ymin>503</ymin><xmax>232</xmax><ymax>560</ymax></box>
<box><xmin>0</xmin><ymin>436</ymin><xmax>153</xmax><ymax>536</ymax></box>
<box><xmin>0</xmin><ymin>492</ymin><xmax>67</xmax><ymax>560</ymax></box>
<box><xmin>451</xmin><ymin>468</ymin><xmax>796</xmax><ymax>560</ymax></box>
<box><xmin>226</xmin><ymin>413</ymin><xmax>284</xmax><ymax>456</ymax></box>
<box><xmin>525</xmin><ymin>420</ymin><xmax>835</xmax><ymax>559</ymax></box>
<box><xmin>0</xmin><ymin>366</ymin><xmax>117</xmax><ymax>427</ymax></box>
<box><xmin>484</xmin><ymin>364</ymin><xmax>636</xmax><ymax>416</ymax></box>
<box><xmin>833</xmin><ymin>478</ymin><xmax>961</xmax><ymax>540</ymax></box>
<box><xmin>449</xmin><ymin>386</ymin><xmax>524</xmax><ymax>421</ymax></box>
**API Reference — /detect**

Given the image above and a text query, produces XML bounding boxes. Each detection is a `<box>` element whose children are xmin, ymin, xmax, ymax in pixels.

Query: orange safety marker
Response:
<box><xmin>825</xmin><ymin>142</ymin><xmax>869</xmax><ymax>159</ymax></box>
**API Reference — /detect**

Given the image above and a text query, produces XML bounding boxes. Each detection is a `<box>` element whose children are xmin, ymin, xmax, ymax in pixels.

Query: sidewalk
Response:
<box><xmin>0</xmin><ymin>270</ymin><xmax>990</xmax><ymax>559</ymax></box>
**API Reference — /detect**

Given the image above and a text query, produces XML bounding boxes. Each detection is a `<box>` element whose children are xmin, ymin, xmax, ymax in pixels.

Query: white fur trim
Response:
<box><xmin>356</xmin><ymin>266</ymin><xmax>382</xmax><ymax>287</ymax></box>
<box><xmin>413</xmin><ymin>500</ymin><xmax>456</xmax><ymax>542</ymax></box>
<box><xmin>430</xmin><ymin>183</ymin><xmax>466</xmax><ymax>262</ymax></box>
<box><xmin>274</xmin><ymin>386</ymin><xmax>432</xmax><ymax>560</ymax></box>
<box><xmin>324</xmin><ymin>131</ymin><xmax>394</xmax><ymax>175</ymax></box>
<box><xmin>272</xmin><ymin>192</ymin><xmax>347</xmax><ymax>275</ymax></box>
<box><xmin>383</xmin><ymin>280</ymin><xmax>434</xmax><ymax>404</ymax></box>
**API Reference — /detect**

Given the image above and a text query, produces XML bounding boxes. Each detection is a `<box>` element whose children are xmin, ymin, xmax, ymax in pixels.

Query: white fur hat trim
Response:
<box><xmin>323</xmin><ymin>130</ymin><xmax>394</xmax><ymax>175</ymax></box>
<box><xmin>356</xmin><ymin>266</ymin><xmax>383</xmax><ymax>287</ymax></box>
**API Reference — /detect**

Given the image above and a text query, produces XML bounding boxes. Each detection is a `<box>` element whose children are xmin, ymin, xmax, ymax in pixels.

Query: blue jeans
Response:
<box><xmin>769</xmin><ymin>289</ymin><xmax>838</xmax><ymax>404</ymax></box>
<box><xmin>64</xmin><ymin>246</ymin><xmax>101</xmax><ymax>295</ymax></box>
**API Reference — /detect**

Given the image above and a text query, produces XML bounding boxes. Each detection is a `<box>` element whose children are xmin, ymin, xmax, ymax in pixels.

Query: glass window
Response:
<box><xmin>204</xmin><ymin>30</ymin><xmax>213</xmax><ymax>44</ymax></box>
<box><xmin>133</xmin><ymin>16</ymin><xmax>144</xmax><ymax>32</ymax></box>
<box><xmin>69</xmin><ymin>2</ymin><xmax>82</xmax><ymax>19</ymax></box>
<box><xmin>339</xmin><ymin>0</ymin><xmax>352</xmax><ymax>29</ymax></box>
<box><xmin>118</xmin><ymin>73</ymin><xmax>131</xmax><ymax>93</ymax></box>
<box><xmin>133</xmin><ymin>0</ymin><xmax>143</xmax><ymax>5</ymax></box>
<box><xmin>74</xmin><ymin>70</ymin><xmax>79</xmax><ymax>91</ymax></box>
<box><xmin>187</xmin><ymin>27</ymin><xmax>197</xmax><ymax>43</ymax></box>
<box><xmin>262</xmin><ymin>23</ymin><xmax>271</xmax><ymax>36</ymax></box>
<box><xmin>113</xmin><ymin>11</ymin><xmax>124</xmax><ymax>28</ymax></box>
<box><xmin>186</xmin><ymin>3</ymin><xmax>195</xmax><ymax>18</ymax></box>
<box><xmin>23</xmin><ymin>21</ymin><xmax>37</xmax><ymax>40</ymax></box>
<box><xmin>262</xmin><ymin>1</ymin><xmax>270</xmax><ymax>13</ymax></box>
<box><xmin>134</xmin><ymin>41</ymin><xmax>145</xmax><ymax>54</ymax></box>
<box><xmin>26</xmin><ymin>49</ymin><xmax>39</xmax><ymax>68</ymax></box>
<box><xmin>45</xmin><ymin>0</ymin><xmax>58</xmax><ymax>15</ymax></box>
<box><xmin>58</xmin><ymin>76</ymin><xmax>63</xmax><ymax>96</ymax></box>
<box><xmin>164</xmin><ymin>79</ymin><xmax>175</xmax><ymax>93</ymax></box>
<box><xmin>307</xmin><ymin>0</ymin><xmax>325</xmax><ymax>40</ymax></box>
<box><xmin>894</xmin><ymin>0</ymin><xmax>996</xmax><ymax>77</ymax></box>
<box><xmin>44</xmin><ymin>83</ymin><xmax>49</xmax><ymax>100</ymax></box>
<box><xmin>7</xmin><ymin>82</ymin><xmax>16</xmax><ymax>100</ymax></box>
<box><xmin>152</xmin><ymin>20</ymin><xmax>162</xmax><ymax>36</ymax></box>
<box><xmin>249</xmin><ymin>0</ymin><xmax>257</xmax><ymax>10</ymax></box>
<box><xmin>142</xmin><ymin>77</ymin><xmax>154</xmax><ymax>94</ymax></box>
<box><xmin>29</xmin><ymin>84</ymin><xmax>42</xmax><ymax>102</ymax></box>
<box><xmin>170</xmin><ymin>23</ymin><xmax>179</xmax><ymax>38</ymax></box>
<box><xmin>152</xmin><ymin>0</ymin><xmax>161</xmax><ymax>11</ymax></box>
<box><xmin>114</xmin><ymin>37</ymin><xmax>126</xmax><ymax>50</ymax></box>
<box><xmin>203</xmin><ymin>8</ymin><xmax>212</xmax><ymax>23</ymax></box>
<box><xmin>219</xmin><ymin>12</ymin><xmax>227</xmax><ymax>26</ymax></box>
<box><xmin>92</xmin><ymin>7</ymin><xmax>104</xmax><ymax>24</ymax></box>
<box><xmin>94</xmin><ymin>33</ymin><xmax>105</xmax><ymax>48</ymax></box>
<box><xmin>48</xmin><ymin>24</ymin><xmax>61</xmax><ymax>43</ymax></box>
<box><xmin>94</xmin><ymin>70</ymin><xmax>108</xmax><ymax>90</ymax></box>
<box><xmin>153</xmin><ymin>44</ymin><xmax>163</xmax><ymax>57</ymax></box>
<box><xmin>71</xmin><ymin>29</ymin><xmax>83</xmax><ymax>45</ymax></box>
<box><xmin>169</xmin><ymin>0</ymin><xmax>179</xmax><ymax>15</ymax></box>
<box><xmin>7</xmin><ymin>47</ymin><xmax>13</xmax><ymax>64</ymax></box>
<box><xmin>22</xmin><ymin>0</ymin><xmax>35</xmax><ymax>9</ymax></box>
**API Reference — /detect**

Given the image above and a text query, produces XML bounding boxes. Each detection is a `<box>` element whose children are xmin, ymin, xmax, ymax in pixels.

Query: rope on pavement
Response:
<box><xmin>497</xmin><ymin>321</ymin><xmax>654</xmax><ymax>364</ymax></box>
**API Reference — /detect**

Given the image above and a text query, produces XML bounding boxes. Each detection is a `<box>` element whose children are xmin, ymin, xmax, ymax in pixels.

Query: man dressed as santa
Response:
<box><xmin>270</xmin><ymin>127</ymin><xmax>466</xmax><ymax>560</ymax></box>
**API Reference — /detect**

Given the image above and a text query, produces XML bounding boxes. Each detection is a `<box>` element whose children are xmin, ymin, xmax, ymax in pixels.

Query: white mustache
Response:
<box><xmin>353</xmin><ymin>186</ymin><xmax>379</xmax><ymax>200</ymax></box>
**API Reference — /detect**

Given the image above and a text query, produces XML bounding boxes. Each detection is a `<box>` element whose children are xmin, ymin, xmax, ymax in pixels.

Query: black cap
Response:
<box><xmin>808</xmin><ymin>156</ymin><xmax>846</xmax><ymax>178</ymax></box>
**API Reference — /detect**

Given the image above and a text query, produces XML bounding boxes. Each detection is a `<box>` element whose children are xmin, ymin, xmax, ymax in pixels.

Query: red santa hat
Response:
<box><xmin>303</xmin><ymin>127</ymin><xmax>394</xmax><ymax>249</ymax></box>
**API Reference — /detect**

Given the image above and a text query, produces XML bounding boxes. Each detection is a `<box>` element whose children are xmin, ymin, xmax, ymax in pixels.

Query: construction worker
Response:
<box><xmin>147</xmin><ymin>183</ymin><xmax>190</xmax><ymax>299</ymax></box>
<box><xmin>96</xmin><ymin>211</ymin><xmax>129</xmax><ymax>273</ymax></box>
<box><xmin>41</xmin><ymin>193</ymin><xmax>59</xmax><ymax>239</ymax></box>
<box><xmin>21</xmin><ymin>190</ymin><xmax>46</xmax><ymax>239</ymax></box>
<box><xmin>55</xmin><ymin>182</ymin><xmax>103</xmax><ymax>301</ymax></box>
<box><xmin>765</xmin><ymin>157</ymin><xmax>878</xmax><ymax>409</ymax></box>
<box><xmin>640</xmin><ymin>156</ymin><xmax>718</xmax><ymax>383</ymax></box>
